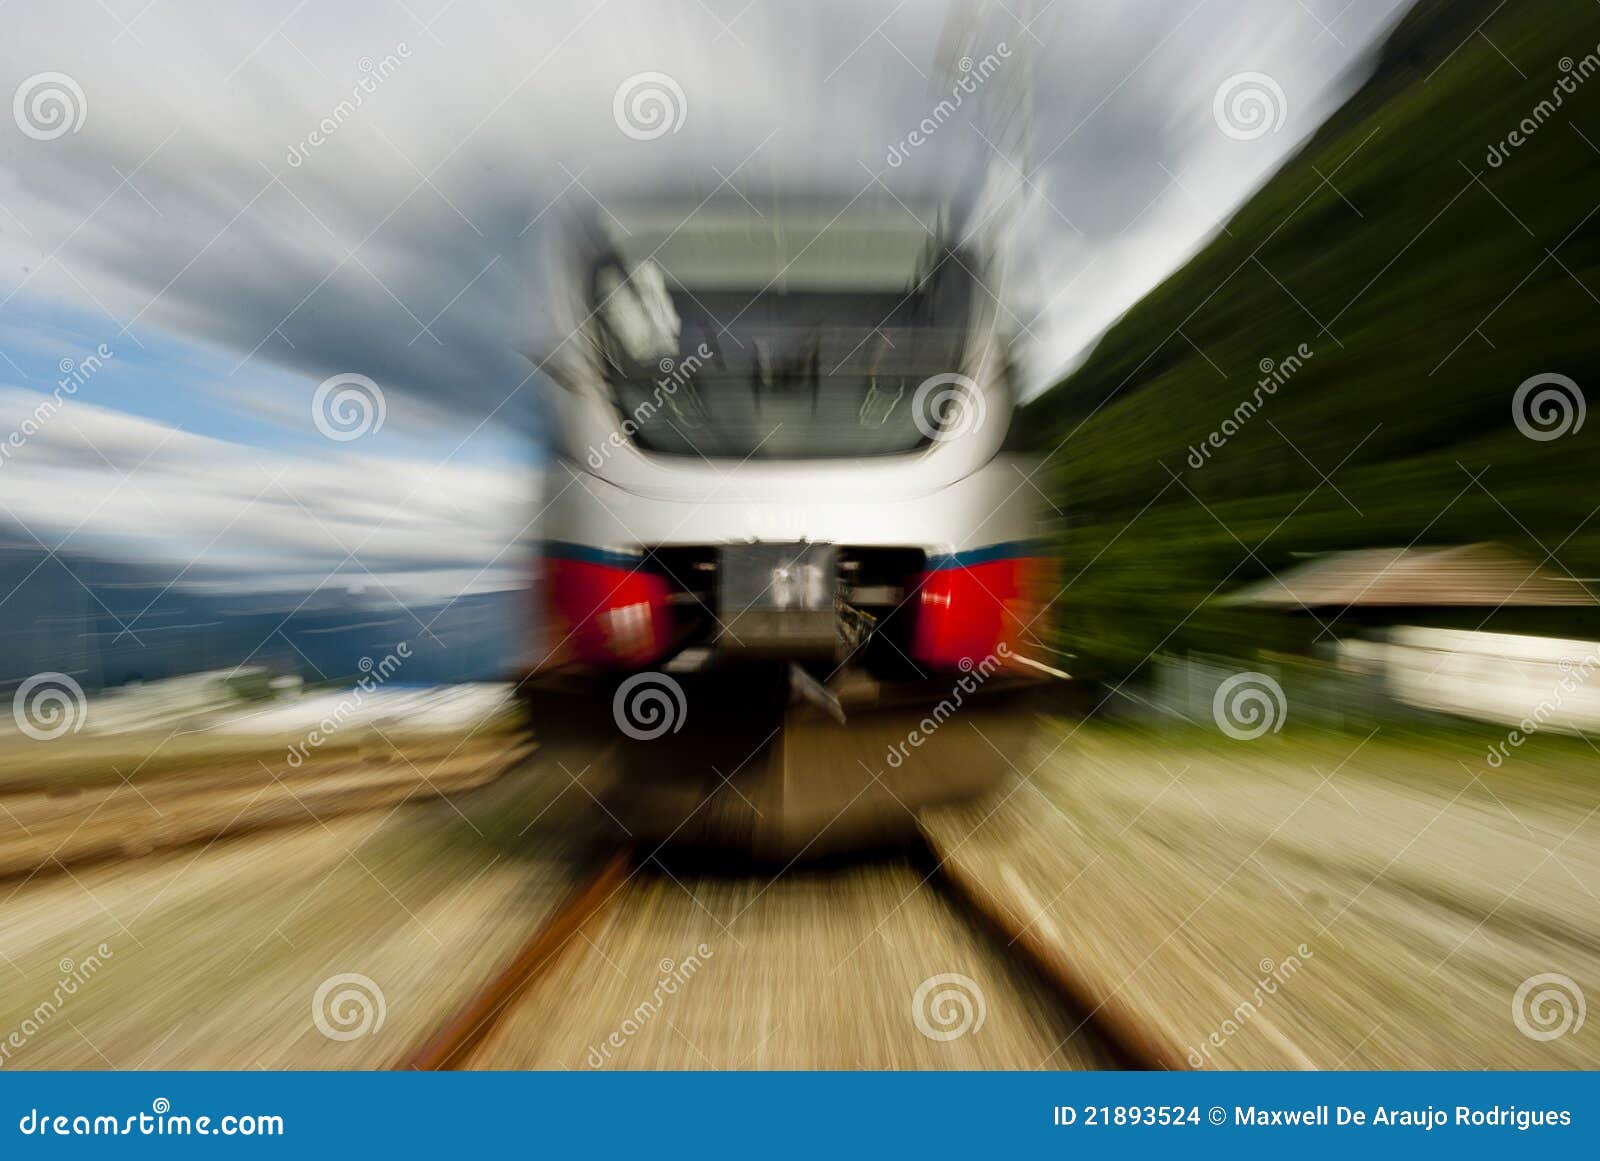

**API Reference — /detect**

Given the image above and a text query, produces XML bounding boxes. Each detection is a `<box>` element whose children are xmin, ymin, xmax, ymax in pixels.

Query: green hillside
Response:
<box><xmin>1024</xmin><ymin>0</ymin><xmax>1600</xmax><ymax>677</ymax></box>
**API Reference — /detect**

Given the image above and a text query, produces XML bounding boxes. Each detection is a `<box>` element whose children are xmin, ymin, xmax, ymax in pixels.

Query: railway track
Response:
<box><xmin>400</xmin><ymin>829</ymin><xmax>1184</xmax><ymax>1071</ymax></box>
<box><xmin>402</xmin><ymin>846</ymin><xmax>634</xmax><ymax>1070</ymax></box>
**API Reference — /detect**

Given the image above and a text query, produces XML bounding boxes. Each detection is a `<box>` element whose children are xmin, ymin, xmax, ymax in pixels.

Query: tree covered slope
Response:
<box><xmin>1023</xmin><ymin>0</ymin><xmax>1600</xmax><ymax>676</ymax></box>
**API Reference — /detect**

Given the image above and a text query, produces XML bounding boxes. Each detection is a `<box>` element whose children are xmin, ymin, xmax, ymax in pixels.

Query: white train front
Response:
<box><xmin>528</xmin><ymin>198</ymin><xmax>1054</xmax><ymax>689</ymax></box>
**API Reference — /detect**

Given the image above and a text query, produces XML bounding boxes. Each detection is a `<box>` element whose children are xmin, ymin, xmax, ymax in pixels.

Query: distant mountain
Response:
<box><xmin>1020</xmin><ymin>0</ymin><xmax>1600</xmax><ymax>676</ymax></box>
<box><xmin>0</xmin><ymin>537</ymin><xmax>524</xmax><ymax>692</ymax></box>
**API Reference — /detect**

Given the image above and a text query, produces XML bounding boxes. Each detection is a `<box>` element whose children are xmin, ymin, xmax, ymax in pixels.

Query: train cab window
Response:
<box><xmin>596</xmin><ymin>264</ymin><xmax>978</xmax><ymax>460</ymax></box>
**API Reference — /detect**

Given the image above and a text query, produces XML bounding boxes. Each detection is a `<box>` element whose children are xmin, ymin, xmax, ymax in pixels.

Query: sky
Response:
<box><xmin>0</xmin><ymin>0</ymin><xmax>1412</xmax><ymax>600</ymax></box>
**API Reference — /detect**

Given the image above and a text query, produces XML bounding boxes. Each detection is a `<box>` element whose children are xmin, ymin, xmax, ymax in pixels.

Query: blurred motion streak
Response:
<box><xmin>0</xmin><ymin>0</ymin><xmax>1597</xmax><ymax>1074</ymax></box>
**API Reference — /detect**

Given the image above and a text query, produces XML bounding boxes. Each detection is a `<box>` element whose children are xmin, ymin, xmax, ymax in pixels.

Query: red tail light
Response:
<box><xmin>910</xmin><ymin>545</ymin><xmax>1042</xmax><ymax>671</ymax></box>
<box><xmin>542</xmin><ymin>544</ymin><xmax>673</xmax><ymax>669</ymax></box>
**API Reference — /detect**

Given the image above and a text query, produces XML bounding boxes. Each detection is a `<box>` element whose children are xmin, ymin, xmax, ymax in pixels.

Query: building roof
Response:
<box><xmin>1219</xmin><ymin>543</ymin><xmax>1598</xmax><ymax>609</ymax></box>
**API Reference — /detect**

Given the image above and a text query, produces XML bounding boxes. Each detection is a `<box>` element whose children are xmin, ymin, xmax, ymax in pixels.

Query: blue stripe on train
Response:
<box><xmin>541</xmin><ymin>540</ymin><xmax>645</xmax><ymax>570</ymax></box>
<box><xmin>923</xmin><ymin>539</ymin><xmax>1045</xmax><ymax>572</ymax></box>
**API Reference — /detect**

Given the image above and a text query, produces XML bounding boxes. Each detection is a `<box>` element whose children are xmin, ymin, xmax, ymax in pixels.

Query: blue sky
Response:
<box><xmin>0</xmin><ymin>0</ymin><xmax>1409</xmax><ymax>599</ymax></box>
<box><xmin>0</xmin><ymin>294</ymin><xmax>535</xmax><ymax>464</ymax></box>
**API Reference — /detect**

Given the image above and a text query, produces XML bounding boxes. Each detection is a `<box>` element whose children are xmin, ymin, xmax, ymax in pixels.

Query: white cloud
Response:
<box><xmin>0</xmin><ymin>388</ymin><xmax>531</xmax><ymax>600</ymax></box>
<box><xmin>1</xmin><ymin>0</ymin><xmax>1409</xmax><ymax>400</ymax></box>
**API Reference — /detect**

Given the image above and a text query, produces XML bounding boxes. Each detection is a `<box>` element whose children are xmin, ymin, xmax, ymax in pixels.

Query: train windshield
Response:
<box><xmin>587</xmin><ymin>206</ymin><xmax>981</xmax><ymax>460</ymax></box>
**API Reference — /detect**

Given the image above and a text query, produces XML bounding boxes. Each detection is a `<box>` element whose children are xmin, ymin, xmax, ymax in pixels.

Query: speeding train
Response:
<box><xmin>524</xmin><ymin>197</ymin><xmax>1058</xmax><ymax>851</ymax></box>
<box><xmin>530</xmin><ymin>198</ymin><xmax>1052</xmax><ymax>682</ymax></box>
